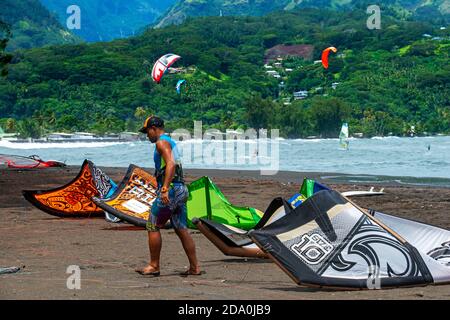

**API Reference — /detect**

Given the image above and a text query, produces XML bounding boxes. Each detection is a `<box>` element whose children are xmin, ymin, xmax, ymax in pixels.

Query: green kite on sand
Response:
<box><xmin>186</xmin><ymin>176</ymin><xmax>263</xmax><ymax>230</ymax></box>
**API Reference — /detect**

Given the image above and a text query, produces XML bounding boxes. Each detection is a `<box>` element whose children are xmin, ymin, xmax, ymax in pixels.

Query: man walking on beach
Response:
<box><xmin>135</xmin><ymin>116</ymin><xmax>202</xmax><ymax>277</ymax></box>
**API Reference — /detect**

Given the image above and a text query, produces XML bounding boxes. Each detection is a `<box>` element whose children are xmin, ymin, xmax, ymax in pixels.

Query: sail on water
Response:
<box><xmin>339</xmin><ymin>123</ymin><xmax>349</xmax><ymax>150</ymax></box>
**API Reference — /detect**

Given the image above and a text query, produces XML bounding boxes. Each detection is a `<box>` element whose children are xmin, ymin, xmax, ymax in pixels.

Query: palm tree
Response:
<box><xmin>5</xmin><ymin>118</ymin><xmax>16</xmax><ymax>132</ymax></box>
<box><xmin>134</xmin><ymin>106</ymin><xmax>147</xmax><ymax>121</ymax></box>
<box><xmin>47</xmin><ymin>112</ymin><xmax>56</xmax><ymax>126</ymax></box>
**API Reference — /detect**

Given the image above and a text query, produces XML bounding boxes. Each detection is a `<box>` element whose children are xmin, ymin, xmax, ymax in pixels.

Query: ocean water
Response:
<box><xmin>1</xmin><ymin>136</ymin><xmax>449</xmax><ymax>185</ymax></box>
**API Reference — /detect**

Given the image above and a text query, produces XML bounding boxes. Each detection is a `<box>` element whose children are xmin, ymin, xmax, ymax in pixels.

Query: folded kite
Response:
<box><xmin>249</xmin><ymin>190</ymin><xmax>450</xmax><ymax>289</ymax></box>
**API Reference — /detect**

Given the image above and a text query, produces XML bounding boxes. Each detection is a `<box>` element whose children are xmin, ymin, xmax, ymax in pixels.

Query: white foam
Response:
<box><xmin>0</xmin><ymin>140</ymin><xmax>129</xmax><ymax>150</ymax></box>
<box><xmin>370</xmin><ymin>136</ymin><xmax>401</xmax><ymax>140</ymax></box>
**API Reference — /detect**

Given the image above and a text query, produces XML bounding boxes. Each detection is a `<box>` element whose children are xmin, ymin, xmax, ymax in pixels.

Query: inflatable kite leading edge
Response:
<box><xmin>92</xmin><ymin>164</ymin><xmax>158</xmax><ymax>227</ymax></box>
<box><xmin>192</xmin><ymin>197</ymin><xmax>292</xmax><ymax>258</ymax></box>
<box><xmin>249</xmin><ymin>190</ymin><xmax>450</xmax><ymax>289</ymax></box>
<box><xmin>22</xmin><ymin>160</ymin><xmax>116</xmax><ymax>217</ymax></box>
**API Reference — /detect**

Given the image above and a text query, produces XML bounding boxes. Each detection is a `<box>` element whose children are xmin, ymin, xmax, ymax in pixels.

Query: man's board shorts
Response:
<box><xmin>146</xmin><ymin>184</ymin><xmax>189</xmax><ymax>232</ymax></box>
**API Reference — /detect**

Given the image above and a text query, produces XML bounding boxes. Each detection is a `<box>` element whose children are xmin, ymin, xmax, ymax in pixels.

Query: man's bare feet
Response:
<box><xmin>135</xmin><ymin>265</ymin><xmax>160</xmax><ymax>276</ymax></box>
<box><xmin>180</xmin><ymin>267</ymin><xmax>204</xmax><ymax>277</ymax></box>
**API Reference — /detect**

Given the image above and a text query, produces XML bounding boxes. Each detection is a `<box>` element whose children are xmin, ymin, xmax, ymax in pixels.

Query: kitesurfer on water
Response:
<box><xmin>135</xmin><ymin>116</ymin><xmax>202</xmax><ymax>277</ymax></box>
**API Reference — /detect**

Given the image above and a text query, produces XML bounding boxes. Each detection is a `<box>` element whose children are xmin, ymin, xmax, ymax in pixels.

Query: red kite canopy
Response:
<box><xmin>321</xmin><ymin>47</ymin><xmax>337</xmax><ymax>69</ymax></box>
<box><xmin>151</xmin><ymin>53</ymin><xmax>181</xmax><ymax>83</ymax></box>
<box><xmin>0</xmin><ymin>154</ymin><xmax>66</xmax><ymax>169</ymax></box>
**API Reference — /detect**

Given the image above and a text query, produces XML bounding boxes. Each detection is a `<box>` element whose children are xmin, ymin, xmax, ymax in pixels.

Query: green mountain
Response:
<box><xmin>155</xmin><ymin>0</ymin><xmax>287</xmax><ymax>28</ymax></box>
<box><xmin>0</xmin><ymin>0</ymin><xmax>80</xmax><ymax>51</ymax></box>
<box><xmin>156</xmin><ymin>0</ymin><xmax>450</xmax><ymax>28</ymax></box>
<box><xmin>40</xmin><ymin>0</ymin><xmax>177</xmax><ymax>42</ymax></box>
<box><xmin>1</xmin><ymin>9</ymin><xmax>449</xmax><ymax>138</ymax></box>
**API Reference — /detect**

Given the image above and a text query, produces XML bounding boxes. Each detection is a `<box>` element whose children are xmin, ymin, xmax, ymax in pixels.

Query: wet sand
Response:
<box><xmin>0</xmin><ymin>166</ymin><xmax>449</xmax><ymax>300</ymax></box>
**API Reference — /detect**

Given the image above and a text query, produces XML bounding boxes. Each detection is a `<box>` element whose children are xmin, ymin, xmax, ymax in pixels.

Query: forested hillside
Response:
<box><xmin>0</xmin><ymin>0</ymin><xmax>80</xmax><ymax>51</ymax></box>
<box><xmin>0</xmin><ymin>9</ymin><xmax>448</xmax><ymax>138</ymax></box>
<box><xmin>156</xmin><ymin>0</ymin><xmax>450</xmax><ymax>28</ymax></box>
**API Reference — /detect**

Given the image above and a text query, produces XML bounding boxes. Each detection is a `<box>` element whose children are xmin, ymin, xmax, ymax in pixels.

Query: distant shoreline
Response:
<box><xmin>3</xmin><ymin>138</ymin><xmax>141</xmax><ymax>144</ymax></box>
<box><xmin>1</xmin><ymin>134</ymin><xmax>449</xmax><ymax>143</ymax></box>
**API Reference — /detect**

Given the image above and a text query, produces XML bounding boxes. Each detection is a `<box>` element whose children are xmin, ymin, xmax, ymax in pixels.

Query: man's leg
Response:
<box><xmin>148</xmin><ymin>230</ymin><xmax>162</xmax><ymax>269</ymax></box>
<box><xmin>136</xmin><ymin>200</ymin><xmax>167</xmax><ymax>275</ymax></box>
<box><xmin>172</xmin><ymin>185</ymin><xmax>202</xmax><ymax>275</ymax></box>
<box><xmin>135</xmin><ymin>229</ymin><xmax>162</xmax><ymax>275</ymax></box>
<box><xmin>174</xmin><ymin>228</ymin><xmax>201</xmax><ymax>274</ymax></box>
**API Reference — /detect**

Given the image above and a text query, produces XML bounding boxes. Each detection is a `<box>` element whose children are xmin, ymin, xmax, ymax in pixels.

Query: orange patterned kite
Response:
<box><xmin>23</xmin><ymin>160</ymin><xmax>116</xmax><ymax>217</ymax></box>
<box><xmin>93</xmin><ymin>165</ymin><xmax>158</xmax><ymax>226</ymax></box>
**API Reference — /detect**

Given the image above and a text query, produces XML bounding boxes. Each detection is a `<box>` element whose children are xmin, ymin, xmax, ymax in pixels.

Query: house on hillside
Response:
<box><xmin>293</xmin><ymin>91</ymin><xmax>308</xmax><ymax>100</ymax></box>
<box><xmin>265</xmin><ymin>44</ymin><xmax>314</xmax><ymax>64</ymax></box>
<box><xmin>266</xmin><ymin>70</ymin><xmax>281</xmax><ymax>78</ymax></box>
<box><xmin>283</xmin><ymin>97</ymin><xmax>292</xmax><ymax>105</ymax></box>
<box><xmin>314</xmin><ymin>87</ymin><xmax>323</xmax><ymax>92</ymax></box>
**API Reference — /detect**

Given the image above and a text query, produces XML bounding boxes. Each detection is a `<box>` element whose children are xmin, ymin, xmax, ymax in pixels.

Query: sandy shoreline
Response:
<box><xmin>0</xmin><ymin>166</ymin><xmax>449</xmax><ymax>299</ymax></box>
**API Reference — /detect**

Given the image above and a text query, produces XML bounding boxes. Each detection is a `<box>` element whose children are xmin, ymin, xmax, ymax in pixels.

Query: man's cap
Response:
<box><xmin>139</xmin><ymin>116</ymin><xmax>164</xmax><ymax>133</ymax></box>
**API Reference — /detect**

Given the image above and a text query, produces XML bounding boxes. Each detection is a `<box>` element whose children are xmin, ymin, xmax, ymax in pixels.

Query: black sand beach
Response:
<box><xmin>1</xmin><ymin>166</ymin><xmax>449</xmax><ymax>299</ymax></box>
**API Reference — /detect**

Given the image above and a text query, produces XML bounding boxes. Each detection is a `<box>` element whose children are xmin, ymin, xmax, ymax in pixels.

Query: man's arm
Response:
<box><xmin>156</xmin><ymin>140</ymin><xmax>175</xmax><ymax>190</ymax></box>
